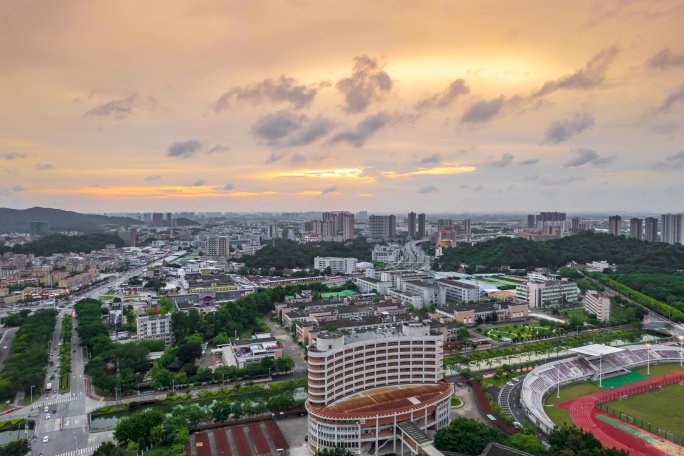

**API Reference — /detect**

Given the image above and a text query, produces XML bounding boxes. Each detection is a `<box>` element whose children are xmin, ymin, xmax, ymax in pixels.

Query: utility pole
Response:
<box><xmin>115</xmin><ymin>358</ymin><xmax>121</xmax><ymax>405</ymax></box>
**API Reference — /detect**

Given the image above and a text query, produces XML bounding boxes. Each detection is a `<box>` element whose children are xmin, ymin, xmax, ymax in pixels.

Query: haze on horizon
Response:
<box><xmin>1</xmin><ymin>0</ymin><xmax>683</xmax><ymax>213</ymax></box>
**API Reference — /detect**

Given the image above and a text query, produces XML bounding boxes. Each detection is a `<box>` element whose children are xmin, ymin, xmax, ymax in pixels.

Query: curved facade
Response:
<box><xmin>306</xmin><ymin>323</ymin><xmax>453</xmax><ymax>455</ymax></box>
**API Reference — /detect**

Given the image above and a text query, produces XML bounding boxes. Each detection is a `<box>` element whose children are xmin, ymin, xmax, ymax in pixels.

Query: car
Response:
<box><xmin>44</xmin><ymin>406</ymin><xmax>48</xmax><ymax>413</ymax></box>
<box><xmin>43</xmin><ymin>436</ymin><xmax>48</xmax><ymax>443</ymax></box>
<box><xmin>52</xmin><ymin>409</ymin><xmax>56</xmax><ymax>414</ymax></box>
<box><xmin>45</xmin><ymin>414</ymin><xmax>50</xmax><ymax>419</ymax></box>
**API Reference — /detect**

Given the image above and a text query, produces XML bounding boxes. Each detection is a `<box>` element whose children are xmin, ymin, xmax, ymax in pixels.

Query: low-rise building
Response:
<box><xmin>583</xmin><ymin>290</ymin><xmax>611</xmax><ymax>322</ymax></box>
<box><xmin>137</xmin><ymin>314</ymin><xmax>174</xmax><ymax>345</ymax></box>
<box><xmin>220</xmin><ymin>333</ymin><xmax>282</xmax><ymax>369</ymax></box>
<box><xmin>515</xmin><ymin>279</ymin><xmax>578</xmax><ymax>308</ymax></box>
<box><xmin>436</xmin><ymin>279</ymin><xmax>481</xmax><ymax>304</ymax></box>
<box><xmin>313</xmin><ymin>256</ymin><xmax>356</xmax><ymax>275</ymax></box>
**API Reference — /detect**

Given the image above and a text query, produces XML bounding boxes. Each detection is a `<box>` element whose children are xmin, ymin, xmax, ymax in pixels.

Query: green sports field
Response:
<box><xmin>604</xmin><ymin>382</ymin><xmax>684</xmax><ymax>438</ymax></box>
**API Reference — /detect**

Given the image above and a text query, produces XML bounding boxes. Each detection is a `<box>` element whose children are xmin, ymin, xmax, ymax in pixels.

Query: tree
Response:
<box><xmin>114</xmin><ymin>409</ymin><xmax>165</xmax><ymax>445</ymax></box>
<box><xmin>434</xmin><ymin>418</ymin><xmax>510</xmax><ymax>455</ymax></box>
<box><xmin>547</xmin><ymin>425</ymin><xmax>628</xmax><ymax>456</ymax></box>
<box><xmin>509</xmin><ymin>433</ymin><xmax>547</xmax><ymax>456</ymax></box>
<box><xmin>276</xmin><ymin>355</ymin><xmax>295</xmax><ymax>372</ymax></box>
<box><xmin>92</xmin><ymin>442</ymin><xmax>124</xmax><ymax>456</ymax></box>
<box><xmin>0</xmin><ymin>439</ymin><xmax>31</xmax><ymax>456</ymax></box>
<box><xmin>177</xmin><ymin>342</ymin><xmax>203</xmax><ymax>364</ymax></box>
<box><xmin>315</xmin><ymin>449</ymin><xmax>355</xmax><ymax>456</ymax></box>
<box><xmin>1</xmin><ymin>313</ymin><xmax>23</xmax><ymax>326</ymax></box>
<box><xmin>458</xmin><ymin>327</ymin><xmax>470</xmax><ymax>342</ymax></box>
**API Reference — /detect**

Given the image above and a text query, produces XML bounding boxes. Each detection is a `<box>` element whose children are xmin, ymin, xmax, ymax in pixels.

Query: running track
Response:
<box><xmin>558</xmin><ymin>371</ymin><xmax>684</xmax><ymax>456</ymax></box>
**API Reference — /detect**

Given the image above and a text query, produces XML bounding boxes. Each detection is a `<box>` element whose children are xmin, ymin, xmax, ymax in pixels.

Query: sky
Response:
<box><xmin>1</xmin><ymin>0</ymin><xmax>683</xmax><ymax>213</ymax></box>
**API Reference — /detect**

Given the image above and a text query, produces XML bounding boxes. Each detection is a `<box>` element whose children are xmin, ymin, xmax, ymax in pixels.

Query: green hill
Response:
<box><xmin>0</xmin><ymin>233</ymin><xmax>125</xmax><ymax>256</ymax></box>
<box><xmin>0</xmin><ymin>207</ymin><xmax>140</xmax><ymax>233</ymax></box>
<box><xmin>241</xmin><ymin>238</ymin><xmax>372</xmax><ymax>270</ymax></box>
<box><xmin>433</xmin><ymin>232</ymin><xmax>684</xmax><ymax>273</ymax></box>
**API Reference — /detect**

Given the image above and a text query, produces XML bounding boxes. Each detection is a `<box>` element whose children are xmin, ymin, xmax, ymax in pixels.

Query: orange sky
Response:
<box><xmin>1</xmin><ymin>0</ymin><xmax>683</xmax><ymax>212</ymax></box>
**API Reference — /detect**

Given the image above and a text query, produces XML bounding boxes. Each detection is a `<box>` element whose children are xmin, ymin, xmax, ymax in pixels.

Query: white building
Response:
<box><xmin>355</xmin><ymin>276</ymin><xmax>392</xmax><ymax>294</ymax></box>
<box><xmin>516</xmin><ymin>280</ymin><xmax>578</xmax><ymax>308</ymax></box>
<box><xmin>583</xmin><ymin>290</ymin><xmax>611</xmax><ymax>322</ymax></box>
<box><xmin>435</xmin><ymin>279</ymin><xmax>481</xmax><ymax>304</ymax></box>
<box><xmin>371</xmin><ymin>244</ymin><xmax>401</xmax><ymax>263</ymax></box>
<box><xmin>660</xmin><ymin>213</ymin><xmax>684</xmax><ymax>245</ymax></box>
<box><xmin>313</xmin><ymin>256</ymin><xmax>356</xmax><ymax>275</ymax></box>
<box><xmin>137</xmin><ymin>314</ymin><xmax>174</xmax><ymax>345</ymax></box>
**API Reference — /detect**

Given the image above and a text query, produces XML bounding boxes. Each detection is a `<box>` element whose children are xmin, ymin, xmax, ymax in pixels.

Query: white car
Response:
<box><xmin>45</xmin><ymin>414</ymin><xmax>50</xmax><ymax>420</ymax></box>
<box><xmin>43</xmin><ymin>436</ymin><xmax>49</xmax><ymax>443</ymax></box>
<box><xmin>44</xmin><ymin>406</ymin><xmax>48</xmax><ymax>413</ymax></box>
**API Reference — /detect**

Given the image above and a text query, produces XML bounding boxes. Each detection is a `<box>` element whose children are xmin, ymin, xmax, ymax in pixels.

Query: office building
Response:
<box><xmin>516</xmin><ymin>280</ymin><xmax>578</xmax><ymax>308</ymax></box>
<box><xmin>407</xmin><ymin>212</ymin><xmax>417</xmax><ymax>238</ymax></box>
<box><xmin>369</xmin><ymin>215</ymin><xmax>396</xmax><ymax>241</ymax></box>
<box><xmin>661</xmin><ymin>213</ymin><xmax>684</xmax><ymax>245</ymax></box>
<box><xmin>137</xmin><ymin>314</ymin><xmax>174</xmax><ymax>345</ymax></box>
<box><xmin>314</xmin><ymin>257</ymin><xmax>356</xmax><ymax>275</ymax></box>
<box><xmin>29</xmin><ymin>221</ymin><xmax>50</xmax><ymax>236</ymax></box>
<box><xmin>152</xmin><ymin>212</ymin><xmax>164</xmax><ymax>228</ymax></box>
<box><xmin>306</xmin><ymin>323</ymin><xmax>452</xmax><ymax>455</ymax></box>
<box><xmin>417</xmin><ymin>213</ymin><xmax>426</xmax><ymax>237</ymax></box>
<box><xmin>644</xmin><ymin>217</ymin><xmax>659</xmax><ymax>242</ymax></box>
<box><xmin>629</xmin><ymin>218</ymin><xmax>642</xmax><ymax>240</ymax></box>
<box><xmin>527</xmin><ymin>214</ymin><xmax>536</xmax><ymax>229</ymax></box>
<box><xmin>608</xmin><ymin>215</ymin><xmax>622</xmax><ymax>236</ymax></box>
<box><xmin>435</xmin><ymin>279</ymin><xmax>481</xmax><ymax>304</ymax></box>
<box><xmin>584</xmin><ymin>290</ymin><xmax>611</xmax><ymax>322</ymax></box>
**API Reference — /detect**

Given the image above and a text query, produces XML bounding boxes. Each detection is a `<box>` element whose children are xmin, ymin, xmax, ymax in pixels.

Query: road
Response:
<box><xmin>394</xmin><ymin>240</ymin><xmax>431</xmax><ymax>270</ymax></box>
<box><xmin>0</xmin><ymin>327</ymin><xmax>19</xmax><ymax>372</ymax></box>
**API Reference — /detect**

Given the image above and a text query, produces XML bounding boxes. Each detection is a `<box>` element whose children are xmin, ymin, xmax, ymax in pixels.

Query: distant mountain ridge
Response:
<box><xmin>0</xmin><ymin>207</ymin><xmax>141</xmax><ymax>234</ymax></box>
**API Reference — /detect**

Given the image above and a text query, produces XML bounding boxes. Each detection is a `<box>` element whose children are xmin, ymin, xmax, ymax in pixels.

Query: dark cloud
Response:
<box><xmin>223</xmin><ymin>184</ymin><xmax>234</xmax><ymax>190</ymax></box>
<box><xmin>84</xmin><ymin>94</ymin><xmax>138</xmax><ymax>119</ymax></box>
<box><xmin>207</xmin><ymin>144</ymin><xmax>230</xmax><ymax>154</ymax></box>
<box><xmin>532</xmin><ymin>47</ymin><xmax>619</xmax><ymax>98</ymax></box>
<box><xmin>460</xmin><ymin>97</ymin><xmax>504</xmax><ymax>123</ymax></box>
<box><xmin>251</xmin><ymin>111</ymin><xmax>336</xmax><ymax>148</ymax></box>
<box><xmin>655</xmin><ymin>84</ymin><xmax>684</xmax><ymax>113</ymax></box>
<box><xmin>563</xmin><ymin>148</ymin><xmax>616</xmax><ymax>168</ymax></box>
<box><xmin>415</xmin><ymin>79</ymin><xmax>470</xmax><ymax>109</ymax></box>
<box><xmin>646</xmin><ymin>48</ymin><xmax>684</xmax><ymax>70</ymax></box>
<box><xmin>191</xmin><ymin>179</ymin><xmax>206</xmax><ymax>186</ymax></box>
<box><xmin>290</xmin><ymin>152</ymin><xmax>329</xmax><ymax>164</ymax></box>
<box><xmin>213</xmin><ymin>75</ymin><xmax>319</xmax><ymax>112</ymax></box>
<box><xmin>35</xmin><ymin>163</ymin><xmax>54</xmax><ymax>170</ymax></box>
<box><xmin>519</xmin><ymin>159</ymin><xmax>539</xmax><ymax>166</ymax></box>
<box><xmin>488</xmin><ymin>153</ymin><xmax>514</xmax><ymax>168</ymax></box>
<box><xmin>321</xmin><ymin>185</ymin><xmax>338</xmax><ymax>194</ymax></box>
<box><xmin>265</xmin><ymin>151</ymin><xmax>288</xmax><ymax>164</ymax></box>
<box><xmin>336</xmin><ymin>56</ymin><xmax>393</xmax><ymax>113</ymax></box>
<box><xmin>542</xmin><ymin>112</ymin><xmax>595</xmax><ymax>144</ymax></box>
<box><xmin>145</xmin><ymin>175</ymin><xmax>162</xmax><ymax>182</ymax></box>
<box><xmin>291</xmin><ymin>153</ymin><xmax>307</xmax><ymax>164</ymax></box>
<box><xmin>417</xmin><ymin>185</ymin><xmax>439</xmax><ymax>193</ymax></box>
<box><xmin>167</xmin><ymin>140</ymin><xmax>203</xmax><ymax>158</ymax></box>
<box><xmin>1</xmin><ymin>152</ymin><xmax>27</xmax><ymax>160</ymax></box>
<box><xmin>418</xmin><ymin>154</ymin><xmax>442</xmax><ymax>165</ymax></box>
<box><xmin>11</xmin><ymin>185</ymin><xmax>24</xmax><ymax>192</ymax></box>
<box><xmin>327</xmin><ymin>112</ymin><xmax>390</xmax><ymax>148</ymax></box>
<box><xmin>653</xmin><ymin>150</ymin><xmax>684</xmax><ymax>171</ymax></box>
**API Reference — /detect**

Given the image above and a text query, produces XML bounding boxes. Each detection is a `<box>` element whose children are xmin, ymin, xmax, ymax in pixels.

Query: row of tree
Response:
<box><xmin>0</xmin><ymin>309</ymin><xmax>56</xmax><ymax>402</ymax></box>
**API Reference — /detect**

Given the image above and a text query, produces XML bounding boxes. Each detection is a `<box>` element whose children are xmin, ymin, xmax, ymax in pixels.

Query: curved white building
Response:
<box><xmin>306</xmin><ymin>322</ymin><xmax>453</xmax><ymax>455</ymax></box>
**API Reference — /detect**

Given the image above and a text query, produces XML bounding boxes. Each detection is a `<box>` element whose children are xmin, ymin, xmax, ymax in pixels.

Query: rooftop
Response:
<box><xmin>569</xmin><ymin>344</ymin><xmax>624</xmax><ymax>357</ymax></box>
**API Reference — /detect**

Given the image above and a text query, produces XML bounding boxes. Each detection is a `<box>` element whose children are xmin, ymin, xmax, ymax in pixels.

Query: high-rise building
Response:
<box><xmin>661</xmin><ymin>213</ymin><xmax>684</xmax><ymax>245</ymax></box>
<box><xmin>417</xmin><ymin>213</ymin><xmax>426</xmax><ymax>237</ymax></box>
<box><xmin>207</xmin><ymin>236</ymin><xmax>229</xmax><ymax>257</ymax></box>
<box><xmin>152</xmin><ymin>212</ymin><xmax>164</xmax><ymax>227</ymax></box>
<box><xmin>368</xmin><ymin>215</ymin><xmax>396</xmax><ymax>241</ymax></box>
<box><xmin>322</xmin><ymin>212</ymin><xmax>338</xmax><ymax>232</ymax></box>
<box><xmin>28</xmin><ymin>221</ymin><xmax>50</xmax><ymax>236</ymax></box>
<box><xmin>118</xmin><ymin>228</ymin><xmax>137</xmax><ymax>247</ymax></box>
<box><xmin>644</xmin><ymin>217</ymin><xmax>659</xmax><ymax>242</ymax></box>
<box><xmin>629</xmin><ymin>218</ymin><xmax>643</xmax><ymax>240</ymax></box>
<box><xmin>338</xmin><ymin>211</ymin><xmax>355</xmax><ymax>240</ymax></box>
<box><xmin>608</xmin><ymin>216</ymin><xmax>622</xmax><ymax>236</ymax></box>
<box><xmin>438</xmin><ymin>219</ymin><xmax>453</xmax><ymax>230</ymax></box>
<box><xmin>166</xmin><ymin>212</ymin><xmax>173</xmax><ymax>228</ymax></box>
<box><xmin>407</xmin><ymin>212</ymin><xmax>417</xmax><ymax>238</ymax></box>
<box><xmin>463</xmin><ymin>219</ymin><xmax>472</xmax><ymax>238</ymax></box>
<box><xmin>537</xmin><ymin>212</ymin><xmax>566</xmax><ymax>223</ymax></box>
<box><xmin>527</xmin><ymin>214</ymin><xmax>536</xmax><ymax>229</ymax></box>
<box><xmin>571</xmin><ymin>217</ymin><xmax>580</xmax><ymax>231</ymax></box>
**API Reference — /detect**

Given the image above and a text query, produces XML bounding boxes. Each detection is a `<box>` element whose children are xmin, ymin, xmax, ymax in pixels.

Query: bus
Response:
<box><xmin>46</xmin><ymin>383</ymin><xmax>52</xmax><ymax>392</ymax></box>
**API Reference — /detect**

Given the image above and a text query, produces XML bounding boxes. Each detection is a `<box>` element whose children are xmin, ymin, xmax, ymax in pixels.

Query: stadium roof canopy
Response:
<box><xmin>569</xmin><ymin>344</ymin><xmax>624</xmax><ymax>357</ymax></box>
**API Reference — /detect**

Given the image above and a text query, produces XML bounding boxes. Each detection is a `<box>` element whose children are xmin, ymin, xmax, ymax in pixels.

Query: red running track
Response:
<box><xmin>558</xmin><ymin>371</ymin><xmax>684</xmax><ymax>456</ymax></box>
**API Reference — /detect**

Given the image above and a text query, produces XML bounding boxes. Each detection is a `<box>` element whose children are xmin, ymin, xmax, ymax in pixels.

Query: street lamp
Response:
<box><xmin>646</xmin><ymin>343</ymin><xmax>650</xmax><ymax>375</ymax></box>
<box><xmin>680</xmin><ymin>336</ymin><xmax>683</xmax><ymax>367</ymax></box>
<box><xmin>599</xmin><ymin>354</ymin><xmax>603</xmax><ymax>388</ymax></box>
<box><xmin>555</xmin><ymin>362</ymin><xmax>560</xmax><ymax>399</ymax></box>
<box><xmin>30</xmin><ymin>385</ymin><xmax>35</xmax><ymax>404</ymax></box>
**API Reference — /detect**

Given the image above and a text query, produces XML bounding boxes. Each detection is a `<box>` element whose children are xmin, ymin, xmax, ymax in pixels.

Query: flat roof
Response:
<box><xmin>569</xmin><ymin>344</ymin><xmax>624</xmax><ymax>357</ymax></box>
<box><xmin>320</xmin><ymin>382</ymin><xmax>451</xmax><ymax>416</ymax></box>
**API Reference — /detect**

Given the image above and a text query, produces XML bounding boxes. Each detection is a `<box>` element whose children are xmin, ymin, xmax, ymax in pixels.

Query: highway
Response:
<box><xmin>395</xmin><ymin>240</ymin><xmax>431</xmax><ymax>270</ymax></box>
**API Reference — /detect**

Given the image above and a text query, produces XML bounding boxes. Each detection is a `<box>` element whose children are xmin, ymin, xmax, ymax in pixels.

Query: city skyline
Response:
<box><xmin>1</xmin><ymin>0</ymin><xmax>683</xmax><ymax>212</ymax></box>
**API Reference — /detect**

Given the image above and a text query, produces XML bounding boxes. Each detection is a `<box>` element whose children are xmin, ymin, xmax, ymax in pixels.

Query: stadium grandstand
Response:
<box><xmin>521</xmin><ymin>343</ymin><xmax>683</xmax><ymax>434</ymax></box>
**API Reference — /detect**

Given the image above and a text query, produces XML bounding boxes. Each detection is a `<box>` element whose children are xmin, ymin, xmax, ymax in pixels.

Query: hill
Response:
<box><xmin>174</xmin><ymin>217</ymin><xmax>199</xmax><ymax>226</ymax></box>
<box><xmin>433</xmin><ymin>232</ymin><xmax>684</xmax><ymax>273</ymax></box>
<box><xmin>240</xmin><ymin>238</ymin><xmax>372</xmax><ymax>270</ymax></box>
<box><xmin>0</xmin><ymin>207</ymin><xmax>140</xmax><ymax>234</ymax></box>
<box><xmin>0</xmin><ymin>233</ymin><xmax>125</xmax><ymax>256</ymax></box>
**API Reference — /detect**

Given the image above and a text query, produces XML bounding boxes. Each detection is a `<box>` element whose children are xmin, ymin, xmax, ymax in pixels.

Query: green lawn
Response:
<box><xmin>143</xmin><ymin>444</ymin><xmax>172</xmax><ymax>456</ymax></box>
<box><xmin>565</xmin><ymin>308</ymin><xmax>591</xmax><ymax>323</ymax></box>
<box><xmin>59</xmin><ymin>374</ymin><xmax>70</xmax><ymax>394</ymax></box>
<box><xmin>604</xmin><ymin>382</ymin><xmax>684</xmax><ymax>438</ymax></box>
<box><xmin>451</xmin><ymin>397</ymin><xmax>463</xmax><ymax>407</ymax></box>
<box><xmin>543</xmin><ymin>381</ymin><xmax>603</xmax><ymax>427</ymax></box>
<box><xmin>632</xmin><ymin>362</ymin><xmax>684</xmax><ymax>377</ymax></box>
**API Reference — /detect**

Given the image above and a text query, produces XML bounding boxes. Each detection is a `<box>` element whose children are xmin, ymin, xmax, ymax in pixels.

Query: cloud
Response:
<box><xmin>418</xmin><ymin>154</ymin><xmax>442</xmax><ymax>165</ymax></box>
<box><xmin>167</xmin><ymin>140</ymin><xmax>203</xmax><ymax>158</ymax></box>
<box><xmin>35</xmin><ymin>163</ymin><xmax>54</xmax><ymax>170</ymax></box>
<box><xmin>207</xmin><ymin>144</ymin><xmax>230</xmax><ymax>154</ymax></box>
<box><xmin>655</xmin><ymin>84</ymin><xmax>684</xmax><ymax>113</ymax></box>
<box><xmin>265</xmin><ymin>151</ymin><xmax>288</xmax><ymax>164</ymax></box>
<box><xmin>646</xmin><ymin>48</ymin><xmax>684</xmax><ymax>71</ymax></box>
<box><xmin>563</xmin><ymin>148</ymin><xmax>616</xmax><ymax>168</ymax></box>
<box><xmin>415</xmin><ymin>79</ymin><xmax>470</xmax><ymax>109</ymax></box>
<box><xmin>460</xmin><ymin>97</ymin><xmax>505</xmax><ymax>123</ymax></box>
<box><xmin>542</xmin><ymin>112</ymin><xmax>595</xmax><ymax>144</ymax></box>
<box><xmin>417</xmin><ymin>185</ymin><xmax>439</xmax><ymax>193</ymax></box>
<box><xmin>145</xmin><ymin>175</ymin><xmax>162</xmax><ymax>182</ymax></box>
<box><xmin>84</xmin><ymin>94</ymin><xmax>138</xmax><ymax>119</ymax></box>
<box><xmin>213</xmin><ymin>75</ymin><xmax>319</xmax><ymax>111</ymax></box>
<box><xmin>321</xmin><ymin>185</ymin><xmax>338</xmax><ymax>194</ymax></box>
<box><xmin>336</xmin><ymin>55</ymin><xmax>393</xmax><ymax>113</ymax></box>
<box><xmin>1</xmin><ymin>152</ymin><xmax>26</xmax><ymax>160</ymax></box>
<box><xmin>11</xmin><ymin>185</ymin><xmax>24</xmax><ymax>192</ymax></box>
<box><xmin>539</xmin><ymin>176</ymin><xmax>583</xmax><ymax>185</ymax></box>
<box><xmin>191</xmin><ymin>179</ymin><xmax>206</xmax><ymax>186</ymax></box>
<box><xmin>524</xmin><ymin>176</ymin><xmax>539</xmax><ymax>181</ymax></box>
<box><xmin>651</xmin><ymin>124</ymin><xmax>679</xmax><ymax>135</ymax></box>
<box><xmin>488</xmin><ymin>153</ymin><xmax>514</xmax><ymax>168</ymax></box>
<box><xmin>223</xmin><ymin>184</ymin><xmax>234</xmax><ymax>190</ymax></box>
<box><xmin>653</xmin><ymin>150</ymin><xmax>684</xmax><ymax>171</ymax></box>
<box><xmin>251</xmin><ymin>111</ymin><xmax>336</xmax><ymax>148</ymax></box>
<box><xmin>519</xmin><ymin>159</ymin><xmax>539</xmax><ymax>166</ymax></box>
<box><xmin>327</xmin><ymin>112</ymin><xmax>390</xmax><ymax>148</ymax></box>
<box><xmin>532</xmin><ymin>47</ymin><xmax>619</xmax><ymax>98</ymax></box>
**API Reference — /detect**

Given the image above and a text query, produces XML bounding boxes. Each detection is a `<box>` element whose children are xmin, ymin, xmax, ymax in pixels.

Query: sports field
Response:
<box><xmin>604</xmin><ymin>382</ymin><xmax>684</xmax><ymax>439</ymax></box>
<box><xmin>592</xmin><ymin>371</ymin><xmax>649</xmax><ymax>388</ymax></box>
